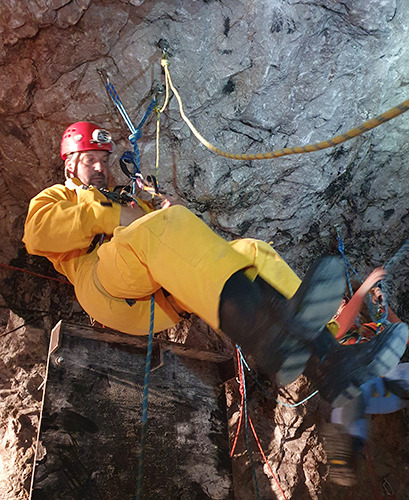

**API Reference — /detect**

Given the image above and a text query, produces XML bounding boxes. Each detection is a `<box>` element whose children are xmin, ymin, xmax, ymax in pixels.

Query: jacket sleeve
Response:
<box><xmin>23</xmin><ymin>184</ymin><xmax>121</xmax><ymax>255</ymax></box>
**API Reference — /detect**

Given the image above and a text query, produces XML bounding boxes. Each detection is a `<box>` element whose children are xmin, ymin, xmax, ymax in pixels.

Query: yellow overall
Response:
<box><xmin>23</xmin><ymin>179</ymin><xmax>301</xmax><ymax>335</ymax></box>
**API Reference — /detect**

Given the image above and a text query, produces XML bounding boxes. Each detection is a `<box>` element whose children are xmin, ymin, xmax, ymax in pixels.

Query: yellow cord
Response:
<box><xmin>161</xmin><ymin>58</ymin><xmax>409</xmax><ymax>161</ymax></box>
<box><xmin>155</xmin><ymin>111</ymin><xmax>160</xmax><ymax>180</ymax></box>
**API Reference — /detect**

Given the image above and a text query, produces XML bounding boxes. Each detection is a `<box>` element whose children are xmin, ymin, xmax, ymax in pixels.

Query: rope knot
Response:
<box><xmin>129</xmin><ymin>130</ymin><xmax>142</xmax><ymax>144</ymax></box>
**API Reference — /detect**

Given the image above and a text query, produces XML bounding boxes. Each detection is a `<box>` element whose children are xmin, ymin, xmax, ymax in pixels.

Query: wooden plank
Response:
<box><xmin>63</xmin><ymin>322</ymin><xmax>234</xmax><ymax>364</ymax></box>
<box><xmin>31</xmin><ymin>322</ymin><xmax>234</xmax><ymax>500</ymax></box>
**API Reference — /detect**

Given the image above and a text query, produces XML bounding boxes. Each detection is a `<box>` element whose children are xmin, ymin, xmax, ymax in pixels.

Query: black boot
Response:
<box><xmin>219</xmin><ymin>270</ymin><xmax>310</xmax><ymax>384</ymax></box>
<box><xmin>219</xmin><ymin>256</ymin><xmax>347</xmax><ymax>385</ymax></box>
<box><xmin>304</xmin><ymin>322</ymin><xmax>409</xmax><ymax>407</ymax></box>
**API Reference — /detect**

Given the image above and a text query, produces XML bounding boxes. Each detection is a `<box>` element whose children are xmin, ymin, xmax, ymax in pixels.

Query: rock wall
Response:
<box><xmin>1</xmin><ymin>0</ymin><xmax>409</xmax><ymax>499</ymax></box>
<box><xmin>0</xmin><ymin>305</ymin><xmax>47</xmax><ymax>500</ymax></box>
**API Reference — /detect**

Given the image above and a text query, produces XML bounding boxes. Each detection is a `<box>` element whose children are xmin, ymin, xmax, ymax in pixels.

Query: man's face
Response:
<box><xmin>66</xmin><ymin>150</ymin><xmax>110</xmax><ymax>189</ymax></box>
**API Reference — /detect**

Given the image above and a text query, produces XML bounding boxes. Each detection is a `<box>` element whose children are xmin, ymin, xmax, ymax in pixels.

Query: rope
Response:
<box><xmin>336</xmin><ymin>229</ymin><xmax>361</xmax><ymax>299</ymax></box>
<box><xmin>155</xmin><ymin>111</ymin><xmax>161</xmax><ymax>179</ymax></box>
<box><xmin>135</xmin><ymin>294</ymin><xmax>155</xmax><ymax>500</ymax></box>
<box><xmin>247</xmin><ymin>418</ymin><xmax>288</xmax><ymax>500</ymax></box>
<box><xmin>161</xmin><ymin>57</ymin><xmax>409</xmax><ymax>161</ymax></box>
<box><xmin>384</xmin><ymin>236</ymin><xmax>409</xmax><ymax>272</ymax></box>
<box><xmin>0</xmin><ymin>313</ymin><xmax>50</xmax><ymax>338</ymax></box>
<box><xmin>127</xmin><ymin>97</ymin><xmax>157</xmax><ymax>195</ymax></box>
<box><xmin>364</xmin><ymin>445</ymin><xmax>386</xmax><ymax>500</ymax></box>
<box><xmin>98</xmin><ymin>69</ymin><xmax>157</xmax><ymax>193</ymax></box>
<box><xmin>231</xmin><ymin>346</ymin><xmax>288</xmax><ymax>500</ymax></box>
<box><xmin>237</xmin><ymin>346</ymin><xmax>260</xmax><ymax>499</ymax></box>
<box><xmin>101</xmin><ymin>73</ymin><xmax>136</xmax><ymax>134</ymax></box>
<box><xmin>251</xmin><ymin>372</ymin><xmax>318</xmax><ymax>408</ymax></box>
<box><xmin>230</xmin><ymin>352</ymin><xmax>245</xmax><ymax>458</ymax></box>
<box><xmin>237</xmin><ymin>349</ymin><xmax>319</xmax><ymax>408</ymax></box>
<box><xmin>0</xmin><ymin>262</ymin><xmax>71</xmax><ymax>285</ymax></box>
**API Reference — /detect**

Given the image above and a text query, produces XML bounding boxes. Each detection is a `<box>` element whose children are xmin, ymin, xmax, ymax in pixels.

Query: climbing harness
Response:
<box><xmin>160</xmin><ymin>56</ymin><xmax>409</xmax><ymax>161</ymax></box>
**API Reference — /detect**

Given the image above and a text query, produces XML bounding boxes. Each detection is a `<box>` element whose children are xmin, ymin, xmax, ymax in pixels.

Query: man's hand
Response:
<box><xmin>119</xmin><ymin>205</ymin><xmax>146</xmax><ymax>226</ymax></box>
<box><xmin>160</xmin><ymin>193</ymin><xmax>185</xmax><ymax>208</ymax></box>
<box><xmin>360</xmin><ymin>267</ymin><xmax>386</xmax><ymax>298</ymax></box>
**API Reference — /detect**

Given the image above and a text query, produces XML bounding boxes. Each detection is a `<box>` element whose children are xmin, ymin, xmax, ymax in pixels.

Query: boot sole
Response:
<box><xmin>290</xmin><ymin>256</ymin><xmax>346</xmax><ymax>337</ymax></box>
<box><xmin>277</xmin><ymin>338</ymin><xmax>310</xmax><ymax>385</ymax></box>
<box><xmin>278</xmin><ymin>257</ymin><xmax>345</xmax><ymax>384</ymax></box>
<box><xmin>321</xmin><ymin>423</ymin><xmax>356</xmax><ymax>487</ymax></box>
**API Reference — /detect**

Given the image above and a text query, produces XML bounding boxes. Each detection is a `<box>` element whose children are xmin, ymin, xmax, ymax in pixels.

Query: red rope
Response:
<box><xmin>248</xmin><ymin>416</ymin><xmax>288</xmax><ymax>500</ymax></box>
<box><xmin>230</xmin><ymin>347</ymin><xmax>287</xmax><ymax>500</ymax></box>
<box><xmin>230</xmin><ymin>347</ymin><xmax>245</xmax><ymax>457</ymax></box>
<box><xmin>0</xmin><ymin>262</ymin><xmax>71</xmax><ymax>285</ymax></box>
<box><xmin>364</xmin><ymin>446</ymin><xmax>385</xmax><ymax>500</ymax></box>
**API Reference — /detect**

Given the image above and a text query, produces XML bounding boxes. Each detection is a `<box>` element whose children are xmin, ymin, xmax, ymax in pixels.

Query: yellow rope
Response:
<box><xmin>161</xmin><ymin>58</ymin><xmax>409</xmax><ymax>161</ymax></box>
<box><xmin>155</xmin><ymin>111</ymin><xmax>160</xmax><ymax>179</ymax></box>
<box><xmin>154</xmin><ymin>69</ymin><xmax>172</xmax><ymax>185</ymax></box>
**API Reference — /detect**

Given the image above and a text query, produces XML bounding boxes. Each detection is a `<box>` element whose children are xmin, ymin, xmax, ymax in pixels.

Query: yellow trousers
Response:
<box><xmin>76</xmin><ymin>206</ymin><xmax>301</xmax><ymax>335</ymax></box>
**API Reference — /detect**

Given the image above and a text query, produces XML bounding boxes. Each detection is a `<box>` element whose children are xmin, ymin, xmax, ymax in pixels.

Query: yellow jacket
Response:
<box><xmin>23</xmin><ymin>179</ymin><xmax>121</xmax><ymax>282</ymax></box>
<box><xmin>23</xmin><ymin>179</ymin><xmax>302</xmax><ymax>335</ymax></box>
<box><xmin>23</xmin><ymin>179</ymin><xmax>183</xmax><ymax>334</ymax></box>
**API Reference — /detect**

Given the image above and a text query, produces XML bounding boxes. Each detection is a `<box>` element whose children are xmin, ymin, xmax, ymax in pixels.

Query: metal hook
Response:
<box><xmin>382</xmin><ymin>477</ymin><xmax>394</xmax><ymax>496</ymax></box>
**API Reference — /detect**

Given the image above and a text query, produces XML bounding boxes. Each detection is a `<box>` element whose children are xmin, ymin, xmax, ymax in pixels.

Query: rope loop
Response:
<box><xmin>160</xmin><ymin>56</ymin><xmax>409</xmax><ymax>161</ymax></box>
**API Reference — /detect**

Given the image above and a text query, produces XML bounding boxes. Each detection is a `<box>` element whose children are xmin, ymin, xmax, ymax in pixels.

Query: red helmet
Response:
<box><xmin>60</xmin><ymin>121</ymin><xmax>113</xmax><ymax>160</ymax></box>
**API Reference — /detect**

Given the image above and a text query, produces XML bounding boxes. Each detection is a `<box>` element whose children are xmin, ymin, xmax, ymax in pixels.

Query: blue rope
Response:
<box><xmin>131</xmin><ymin>98</ymin><xmax>156</xmax><ymax>193</ymax></box>
<box><xmin>105</xmin><ymin>82</ymin><xmax>136</xmax><ymax>134</ymax></box>
<box><xmin>336</xmin><ymin>229</ymin><xmax>361</xmax><ymax>298</ymax></box>
<box><xmin>127</xmin><ymin>97</ymin><xmax>157</xmax><ymax>194</ymax></box>
<box><xmin>273</xmin><ymin>389</ymin><xmax>319</xmax><ymax>408</ymax></box>
<box><xmin>134</xmin><ymin>98</ymin><xmax>158</xmax><ymax>137</ymax></box>
<box><xmin>336</xmin><ymin>229</ymin><xmax>365</xmax><ymax>328</ymax></box>
<box><xmin>103</xmin><ymin>74</ymin><xmax>158</xmax><ymax>193</ymax></box>
<box><xmin>135</xmin><ymin>294</ymin><xmax>155</xmax><ymax>500</ymax></box>
<box><xmin>237</xmin><ymin>346</ymin><xmax>260</xmax><ymax>500</ymax></box>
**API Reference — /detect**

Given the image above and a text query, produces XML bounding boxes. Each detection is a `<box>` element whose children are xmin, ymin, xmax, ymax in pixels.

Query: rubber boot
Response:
<box><xmin>304</xmin><ymin>322</ymin><xmax>409</xmax><ymax>407</ymax></box>
<box><xmin>219</xmin><ymin>256</ymin><xmax>347</xmax><ymax>385</ymax></box>
<box><xmin>219</xmin><ymin>270</ymin><xmax>309</xmax><ymax>383</ymax></box>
